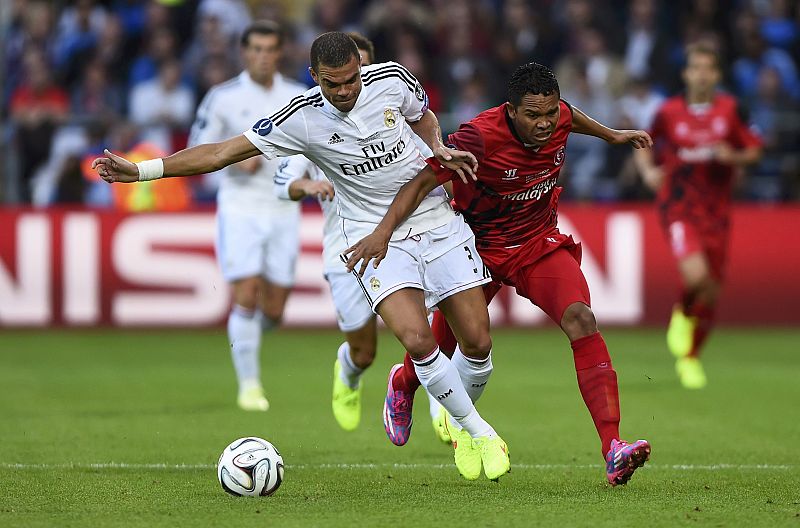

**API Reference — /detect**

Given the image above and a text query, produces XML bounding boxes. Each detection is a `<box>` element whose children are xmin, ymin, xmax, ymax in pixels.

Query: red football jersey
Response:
<box><xmin>650</xmin><ymin>93</ymin><xmax>762</xmax><ymax>230</ymax></box>
<box><xmin>428</xmin><ymin>101</ymin><xmax>572</xmax><ymax>248</ymax></box>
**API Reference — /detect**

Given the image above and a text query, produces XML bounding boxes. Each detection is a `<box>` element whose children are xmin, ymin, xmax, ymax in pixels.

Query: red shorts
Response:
<box><xmin>432</xmin><ymin>231</ymin><xmax>591</xmax><ymax>351</ymax></box>
<box><xmin>663</xmin><ymin>219</ymin><xmax>729</xmax><ymax>279</ymax></box>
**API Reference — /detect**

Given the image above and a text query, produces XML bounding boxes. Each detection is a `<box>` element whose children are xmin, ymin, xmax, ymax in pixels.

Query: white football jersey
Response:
<box><xmin>189</xmin><ymin>71</ymin><xmax>306</xmax><ymax>214</ymax></box>
<box><xmin>243</xmin><ymin>61</ymin><xmax>454</xmax><ymax>243</ymax></box>
<box><xmin>273</xmin><ymin>126</ymin><xmax>435</xmax><ymax>273</ymax></box>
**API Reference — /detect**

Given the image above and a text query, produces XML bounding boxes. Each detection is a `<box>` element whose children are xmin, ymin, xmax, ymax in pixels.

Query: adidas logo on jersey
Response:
<box><xmin>328</xmin><ymin>133</ymin><xmax>344</xmax><ymax>145</ymax></box>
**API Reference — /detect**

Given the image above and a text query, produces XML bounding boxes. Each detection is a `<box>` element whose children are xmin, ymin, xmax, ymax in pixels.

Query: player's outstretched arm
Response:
<box><xmin>570</xmin><ymin>105</ymin><xmax>652</xmax><ymax>149</ymax></box>
<box><xmin>92</xmin><ymin>135</ymin><xmax>261</xmax><ymax>184</ymax></box>
<box><xmin>344</xmin><ymin>167</ymin><xmax>439</xmax><ymax>276</ymax></box>
<box><xmin>409</xmin><ymin>110</ymin><xmax>477</xmax><ymax>182</ymax></box>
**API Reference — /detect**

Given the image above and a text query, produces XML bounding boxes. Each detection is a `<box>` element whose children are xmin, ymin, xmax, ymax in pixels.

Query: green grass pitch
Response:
<box><xmin>1</xmin><ymin>327</ymin><xmax>798</xmax><ymax>527</ymax></box>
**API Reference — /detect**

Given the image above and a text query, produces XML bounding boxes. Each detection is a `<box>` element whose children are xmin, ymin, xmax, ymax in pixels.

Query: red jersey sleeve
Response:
<box><xmin>649</xmin><ymin>106</ymin><xmax>667</xmax><ymax>144</ymax></box>
<box><xmin>729</xmin><ymin>102</ymin><xmax>763</xmax><ymax>149</ymax></box>
<box><xmin>425</xmin><ymin>122</ymin><xmax>486</xmax><ymax>184</ymax></box>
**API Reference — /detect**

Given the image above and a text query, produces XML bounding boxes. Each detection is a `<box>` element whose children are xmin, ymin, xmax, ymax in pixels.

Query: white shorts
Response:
<box><xmin>215</xmin><ymin>209</ymin><xmax>300</xmax><ymax>286</ymax></box>
<box><xmin>354</xmin><ymin>215</ymin><xmax>491</xmax><ymax>313</ymax></box>
<box><xmin>325</xmin><ymin>269</ymin><xmax>375</xmax><ymax>332</ymax></box>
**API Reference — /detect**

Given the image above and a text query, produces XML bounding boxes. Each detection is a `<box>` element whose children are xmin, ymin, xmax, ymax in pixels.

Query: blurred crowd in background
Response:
<box><xmin>2</xmin><ymin>0</ymin><xmax>799</xmax><ymax>209</ymax></box>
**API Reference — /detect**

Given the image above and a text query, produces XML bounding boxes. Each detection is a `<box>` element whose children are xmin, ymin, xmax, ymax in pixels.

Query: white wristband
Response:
<box><xmin>136</xmin><ymin>158</ymin><xmax>164</xmax><ymax>181</ymax></box>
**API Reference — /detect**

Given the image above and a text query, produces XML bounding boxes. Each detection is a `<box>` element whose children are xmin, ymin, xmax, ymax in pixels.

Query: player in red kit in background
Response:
<box><xmin>346</xmin><ymin>62</ymin><xmax>652</xmax><ymax>486</ymax></box>
<box><xmin>634</xmin><ymin>44</ymin><xmax>763</xmax><ymax>390</ymax></box>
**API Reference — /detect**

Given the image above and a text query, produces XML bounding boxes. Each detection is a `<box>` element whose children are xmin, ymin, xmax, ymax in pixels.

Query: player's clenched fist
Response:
<box><xmin>91</xmin><ymin>149</ymin><xmax>140</xmax><ymax>183</ymax></box>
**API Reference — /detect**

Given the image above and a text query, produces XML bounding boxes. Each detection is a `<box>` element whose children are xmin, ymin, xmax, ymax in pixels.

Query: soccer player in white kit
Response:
<box><xmin>188</xmin><ymin>21</ymin><xmax>307</xmax><ymax>411</ymax></box>
<box><xmin>272</xmin><ymin>34</ymin><xmax>448</xmax><ymax>442</ymax></box>
<box><xmin>92</xmin><ymin>32</ymin><xmax>510</xmax><ymax>481</ymax></box>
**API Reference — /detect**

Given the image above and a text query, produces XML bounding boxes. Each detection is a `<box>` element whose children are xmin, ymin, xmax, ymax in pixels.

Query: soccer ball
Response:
<box><xmin>217</xmin><ymin>437</ymin><xmax>284</xmax><ymax>497</ymax></box>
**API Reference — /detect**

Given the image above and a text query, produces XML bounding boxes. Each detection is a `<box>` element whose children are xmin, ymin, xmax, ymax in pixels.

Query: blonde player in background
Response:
<box><xmin>188</xmin><ymin>21</ymin><xmax>306</xmax><ymax>411</ymax></box>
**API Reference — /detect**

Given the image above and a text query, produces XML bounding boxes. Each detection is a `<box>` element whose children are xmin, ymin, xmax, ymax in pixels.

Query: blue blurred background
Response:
<box><xmin>2</xmin><ymin>0</ymin><xmax>799</xmax><ymax>207</ymax></box>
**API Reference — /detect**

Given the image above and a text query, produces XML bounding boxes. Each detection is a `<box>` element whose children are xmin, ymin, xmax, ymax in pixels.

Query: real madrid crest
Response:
<box><xmin>383</xmin><ymin>108</ymin><xmax>397</xmax><ymax>128</ymax></box>
<box><xmin>370</xmin><ymin>276</ymin><xmax>381</xmax><ymax>291</ymax></box>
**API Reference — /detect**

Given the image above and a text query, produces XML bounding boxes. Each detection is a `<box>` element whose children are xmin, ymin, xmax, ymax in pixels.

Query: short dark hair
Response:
<box><xmin>507</xmin><ymin>62</ymin><xmax>560</xmax><ymax>106</ymax></box>
<box><xmin>241</xmin><ymin>20</ymin><xmax>283</xmax><ymax>48</ymax></box>
<box><xmin>347</xmin><ymin>32</ymin><xmax>375</xmax><ymax>65</ymax></box>
<box><xmin>310</xmin><ymin>32</ymin><xmax>360</xmax><ymax>72</ymax></box>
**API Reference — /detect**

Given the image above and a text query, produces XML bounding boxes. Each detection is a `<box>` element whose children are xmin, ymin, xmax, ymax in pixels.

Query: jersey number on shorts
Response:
<box><xmin>463</xmin><ymin>246</ymin><xmax>478</xmax><ymax>274</ymax></box>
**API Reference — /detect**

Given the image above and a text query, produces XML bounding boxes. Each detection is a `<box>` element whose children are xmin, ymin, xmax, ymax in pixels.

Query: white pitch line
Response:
<box><xmin>0</xmin><ymin>463</ymin><xmax>794</xmax><ymax>471</ymax></box>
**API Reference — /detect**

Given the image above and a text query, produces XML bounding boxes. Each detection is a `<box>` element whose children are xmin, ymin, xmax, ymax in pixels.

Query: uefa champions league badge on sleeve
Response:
<box><xmin>414</xmin><ymin>82</ymin><xmax>425</xmax><ymax>102</ymax></box>
<box><xmin>252</xmin><ymin>118</ymin><xmax>274</xmax><ymax>136</ymax></box>
<box><xmin>415</xmin><ymin>82</ymin><xmax>429</xmax><ymax>112</ymax></box>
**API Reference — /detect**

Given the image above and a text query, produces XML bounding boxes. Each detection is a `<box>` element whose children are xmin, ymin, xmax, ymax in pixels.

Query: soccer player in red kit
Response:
<box><xmin>635</xmin><ymin>44</ymin><xmax>763</xmax><ymax>389</ymax></box>
<box><xmin>346</xmin><ymin>62</ymin><xmax>652</xmax><ymax>486</ymax></box>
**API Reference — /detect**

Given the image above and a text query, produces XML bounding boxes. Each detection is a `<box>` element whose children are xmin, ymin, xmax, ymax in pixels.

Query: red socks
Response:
<box><xmin>571</xmin><ymin>332</ymin><xmax>620</xmax><ymax>455</ymax></box>
<box><xmin>685</xmin><ymin>301</ymin><xmax>715</xmax><ymax>358</ymax></box>
<box><xmin>396</xmin><ymin>326</ymin><xmax>622</xmax><ymax>456</ymax></box>
<box><xmin>393</xmin><ymin>351</ymin><xmax>422</xmax><ymax>393</ymax></box>
<box><xmin>431</xmin><ymin>311</ymin><xmax>458</xmax><ymax>354</ymax></box>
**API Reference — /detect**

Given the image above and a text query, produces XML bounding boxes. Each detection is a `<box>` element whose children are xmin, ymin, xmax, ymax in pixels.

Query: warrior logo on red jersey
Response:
<box><xmin>554</xmin><ymin>146</ymin><xmax>565</xmax><ymax>166</ymax></box>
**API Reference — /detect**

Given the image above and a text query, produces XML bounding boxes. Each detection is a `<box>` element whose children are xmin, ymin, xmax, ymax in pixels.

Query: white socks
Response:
<box><xmin>336</xmin><ymin>341</ymin><xmax>364</xmax><ymax>389</ymax></box>
<box><xmin>413</xmin><ymin>348</ymin><xmax>496</xmax><ymax>438</ymax></box>
<box><xmin>451</xmin><ymin>346</ymin><xmax>493</xmax><ymax>403</ymax></box>
<box><xmin>228</xmin><ymin>305</ymin><xmax>262</xmax><ymax>392</ymax></box>
<box><xmin>427</xmin><ymin>390</ymin><xmax>441</xmax><ymax>421</ymax></box>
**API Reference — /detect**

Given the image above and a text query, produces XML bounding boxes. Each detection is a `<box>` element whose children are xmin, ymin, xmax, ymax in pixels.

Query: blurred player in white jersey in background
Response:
<box><xmin>273</xmin><ymin>33</ymin><xmax>447</xmax><ymax>441</ymax></box>
<box><xmin>188</xmin><ymin>21</ymin><xmax>306</xmax><ymax>411</ymax></box>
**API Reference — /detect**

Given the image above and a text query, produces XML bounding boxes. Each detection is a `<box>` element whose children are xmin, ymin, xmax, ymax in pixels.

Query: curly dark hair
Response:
<box><xmin>507</xmin><ymin>62</ymin><xmax>560</xmax><ymax>106</ymax></box>
<box><xmin>310</xmin><ymin>32</ymin><xmax>360</xmax><ymax>72</ymax></box>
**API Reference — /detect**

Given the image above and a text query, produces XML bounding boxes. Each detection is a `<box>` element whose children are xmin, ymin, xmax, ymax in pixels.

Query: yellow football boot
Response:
<box><xmin>676</xmin><ymin>356</ymin><xmax>707</xmax><ymax>389</ymax></box>
<box><xmin>474</xmin><ymin>435</ymin><xmax>511</xmax><ymax>481</ymax></box>
<box><xmin>332</xmin><ymin>360</ymin><xmax>362</xmax><ymax>431</ymax></box>
<box><xmin>667</xmin><ymin>305</ymin><xmax>696</xmax><ymax>359</ymax></box>
<box><xmin>445</xmin><ymin>419</ymin><xmax>481</xmax><ymax>481</ymax></box>
<box><xmin>237</xmin><ymin>385</ymin><xmax>270</xmax><ymax>412</ymax></box>
<box><xmin>432</xmin><ymin>405</ymin><xmax>451</xmax><ymax>444</ymax></box>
